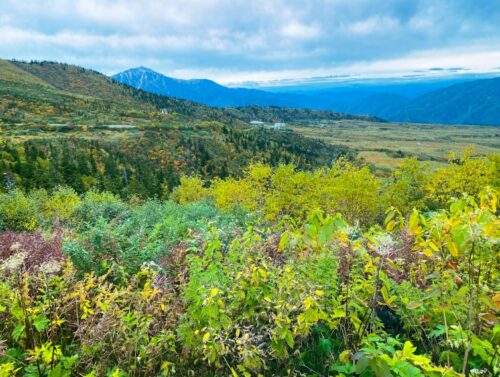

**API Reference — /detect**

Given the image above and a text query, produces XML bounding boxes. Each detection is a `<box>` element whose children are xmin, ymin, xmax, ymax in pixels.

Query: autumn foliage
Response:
<box><xmin>0</xmin><ymin>154</ymin><xmax>498</xmax><ymax>376</ymax></box>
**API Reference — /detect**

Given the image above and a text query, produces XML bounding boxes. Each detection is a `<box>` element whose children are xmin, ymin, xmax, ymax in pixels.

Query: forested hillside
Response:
<box><xmin>393</xmin><ymin>77</ymin><xmax>500</xmax><ymax>125</ymax></box>
<box><xmin>1</xmin><ymin>60</ymin><xmax>376</xmax><ymax>126</ymax></box>
<box><xmin>0</xmin><ymin>60</ymin><xmax>355</xmax><ymax>197</ymax></box>
<box><xmin>0</xmin><ymin>124</ymin><xmax>348</xmax><ymax>197</ymax></box>
<box><xmin>329</xmin><ymin>77</ymin><xmax>500</xmax><ymax>126</ymax></box>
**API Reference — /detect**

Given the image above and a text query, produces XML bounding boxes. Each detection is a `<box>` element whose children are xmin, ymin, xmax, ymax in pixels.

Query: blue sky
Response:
<box><xmin>0</xmin><ymin>0</ymin><xmax>499</xmax><ymax>85</ymax></box>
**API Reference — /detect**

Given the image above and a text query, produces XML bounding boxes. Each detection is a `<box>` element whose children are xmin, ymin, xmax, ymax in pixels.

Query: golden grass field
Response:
<box><xmin>288</xmin><ymin>120</ymin><xmax>500</xmax><ymax>171</ymax></box>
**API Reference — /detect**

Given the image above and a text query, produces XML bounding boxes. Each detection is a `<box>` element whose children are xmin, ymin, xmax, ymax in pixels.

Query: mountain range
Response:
<box><xmin>0</xmin><ymin>59</ymin><xmax>379</xmax><ymax>125</ymax></box>
<box><xmin>112</xmin><ymin>67</ymin><xmax>321</xmax><ymax>109</ymax></box>
<box><xmin>113</xmin><ymin>68</ymin><xmax>500</xmax><ymax>126</ymax></box>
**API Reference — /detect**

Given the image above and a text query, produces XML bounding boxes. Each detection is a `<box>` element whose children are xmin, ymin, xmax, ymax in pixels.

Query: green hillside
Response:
<box><xmin>2</xmin><ymin>60</ymin><xmax>380</xmax><ymax>126</ymax></box>
<box><xmin>395</xmin><ymin>77</ymin><xmax>500</xmax><ymax>125</ymax></box>
<box><xmin>228</xmin><ymin>105</ymin><xmax>383</xmax><ymax>123</ymax></box>
<box><xmin>1</xmin><ymin>60</ymin><xmax>241</xmax><ymax>125</ymax></box>
<box><xmin>0</xmin><ymin>60</ymin><xmax>353</xmax><ymax>197</ymax></box>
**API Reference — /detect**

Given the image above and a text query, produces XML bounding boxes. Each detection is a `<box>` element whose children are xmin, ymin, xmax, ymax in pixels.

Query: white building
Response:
<box><xmin>273</xmin><ymin>122</ymin><xmax>286</xmax><ymax>129</ymax></box>
<box><xmin>160</xmin><ymin>108</ymin><xmax>169</xmax><ymax>114</ymax></box>
<box><xmin>250</xmin><ymin>120</ymin><xmax>264</xmax><ymax>125</ymax></box>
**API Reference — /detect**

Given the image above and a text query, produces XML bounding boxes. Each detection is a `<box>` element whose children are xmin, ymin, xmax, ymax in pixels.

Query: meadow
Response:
<box><xmin>287</xmin><ymin>120</ymin><xmax>500</xmax><ymax>171</ymax></box>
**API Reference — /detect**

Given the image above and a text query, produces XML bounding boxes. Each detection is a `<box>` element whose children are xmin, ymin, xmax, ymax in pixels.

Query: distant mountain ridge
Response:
<box><xmin>392</xmin><ymin>77</ymin><xmax>500</xmax><ymax>125</ymax></box>
<box><xmin>0</xmin><ymin>59</ymin><xmax>379</xmax><ymax>125</ymax></box>
<box><xmin>330</xmin><ymin>77</ymin><xmax>500</xmax><ymax>126</ymax></box>
<box><xmin>113</xmin><ymin>67</ymin><xmax>321</xmax><ymax>109</ymax></box>
<box><xmin>113</xmin><ymin>67</ymin><xmax>500</xmax><ymax>125</ymax></box>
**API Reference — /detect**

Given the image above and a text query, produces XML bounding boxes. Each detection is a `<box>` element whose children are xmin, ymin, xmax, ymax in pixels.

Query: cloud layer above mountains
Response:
<box><xmin>1</xmin><ymin>0</ymin><xmax>499</xmax><ymax>83</ymax></box>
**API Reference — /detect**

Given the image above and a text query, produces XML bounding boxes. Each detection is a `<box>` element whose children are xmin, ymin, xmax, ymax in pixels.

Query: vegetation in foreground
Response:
<box><xmin>0</xmin><ymin>153</ymin><xmax>498</xmax><ymax>376</ymax></box>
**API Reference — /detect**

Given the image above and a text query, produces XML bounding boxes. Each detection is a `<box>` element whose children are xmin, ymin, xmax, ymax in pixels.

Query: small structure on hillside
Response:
<box><xmin>273</xmin><ymin>122</ymin><xmax>286</xmax><ymax>129</ymax></box>
<box><xmin>250</xmin><ymin>120</ymin><xmax>264</xmax><ymax>126</ymax></box>
<box><xmin>160</xmin><ymin>108</ymin><xmax>169</xmax><ymax>114</ymax></box>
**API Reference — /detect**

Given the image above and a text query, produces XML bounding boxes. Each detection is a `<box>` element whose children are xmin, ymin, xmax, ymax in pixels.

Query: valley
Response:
<box><xmin>285</xmin><ymin>119</ymin><xmax>500</xmax><ymax>171</ymax></box>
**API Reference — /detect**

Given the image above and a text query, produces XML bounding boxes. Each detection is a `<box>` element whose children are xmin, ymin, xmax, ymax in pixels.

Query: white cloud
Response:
<box><xmin>219</xmin><ymin>45</ymin><xmax>500</xmax><ymax>85</ymax></box>
<box><xmin>0</xmin><ymin>0</ymin><xmax>498</xmax><ymax>83</ymax></box>
<box><xmin>281</xmin><ymin>22</ymin><xmax>322</xmax><ymax>39</ymax></box>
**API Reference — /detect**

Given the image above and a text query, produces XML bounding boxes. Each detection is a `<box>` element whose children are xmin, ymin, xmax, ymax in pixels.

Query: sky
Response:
<box><xmin>0</xmin><ymin>0</ymin><xmax>499</xmax><ymax>85</ymax></box>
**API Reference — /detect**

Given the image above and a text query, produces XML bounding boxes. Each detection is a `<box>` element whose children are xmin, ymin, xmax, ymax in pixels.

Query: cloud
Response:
<box><xmin>281</xmin><ymin>22</ymin><xmax>322</xmax><ymax>39</ymax></box>
<box><xmin>0</xmin><ymin>0</ymin><xmax>498</xmax><ymax>83</ymax></box>
<box><xmin>347</xmin><ymin>16</ymin><xmax>399</xmax><ymax>35</ymax></box>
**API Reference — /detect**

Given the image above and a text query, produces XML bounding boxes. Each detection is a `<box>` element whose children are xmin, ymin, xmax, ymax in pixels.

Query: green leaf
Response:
<box><xmin>401</xmin><ymin>341</ymin><xmax>416</xmax><ymax>358</ymax></box>
<box><xmin>406</xmin><ymin>301</ymin><xmax>423</xmax><ymax>310</ymax></box>
<box><xmin>12</xmin><ymin>324</ymin><xmax>24</xmax><ymax>341</ymax></box>
<box><xmin>355</xmin><ymin>355</ymin><xmax>369</xmax><ymax>374</ymax></box>
<box><xmin>48</xmin><ymin>363</ymin><xmax>63</xmax><ymax>377</ymax></box>
<box><xmin>285</xmin><ymin>330</ymin><xmax>294</xmax><ymax>348</ymax></box>
<box><xmin>278</xmin><ymin>232</ymin><xmax>289</xmax><ymax>252</ymax></box>
<box><xmin>332</xmin><ymin>308</ymin><xmax>346</xmax><ymax>319</ymax></box>
<box><xmin>392</xmin><ymin>360</ymin><xmax>424</xmax><ymax>377</ymax></box>
<box><xmin>33</xmin><ymin>316</ymin><xmax>50</xmax><ymax>332</ymax></box>
<box><xmin>318</xmin><ymin>338</ymin><xmax>333</xmax><ymax>354</ymax></box>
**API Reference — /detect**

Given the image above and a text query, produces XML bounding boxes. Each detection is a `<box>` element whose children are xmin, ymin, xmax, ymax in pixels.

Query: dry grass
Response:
<box><xmin>289</xmin><ymin>119</ymin><xmax>500</xmax><ymax>170</ymax></box>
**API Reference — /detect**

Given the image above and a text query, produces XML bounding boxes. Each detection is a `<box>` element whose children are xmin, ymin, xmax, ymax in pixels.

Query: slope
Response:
<box><xmin>392</xmin><ymin>77</ymin><xmax>500</xmax><ymax>125</ymax></box>
<box><xmin>1</xmin><ymin>60</ymin><xmax>355</xmax><ymax>197</ymax></box>
<box><xmin>2</xmin><ymin>60</ymin><xmax>377</xmax><ymax>125</ymax></box>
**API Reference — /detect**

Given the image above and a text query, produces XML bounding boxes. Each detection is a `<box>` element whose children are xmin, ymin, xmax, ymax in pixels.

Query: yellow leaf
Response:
<box><xmin>428</xmin><ymin>241</ymin><xmax>439</xmax><ymax>252</ymax></box>
<box><xmin>493</xmin><ymin>293</ymin><xmax>500</xmax><ymax>310</ymax></box>
<box><xmin>402</xmin><ymin>341</ymin><xmax>416</xmax><ymax>358</ymax></box>
<box><xmin>447</xmin><ymin>241</ymin><xmax>459</xmax><ymax>257</ymax></box>
<box><xmin>386</xmin><ymin>219</ymin><xmax>396</xmax><ymax>232</ymax></box>
<box><xmin>339</xmin><ymin>350</ymin><xmax>351</xmax><ymax>363</ymax></box>
<box><xmin>203</xmin><ymin>332</ymin><xmax>210</xmax><ymax>342</ymax></box>
<box><xmin>303</xmin><ymin>297</ymin><xmax>313</xmax><ymax>310</ymax></box>
<box><xmin>423</xmin><ymin>248</ymin><xmax>434</xmax><ymax>257</ymax></box>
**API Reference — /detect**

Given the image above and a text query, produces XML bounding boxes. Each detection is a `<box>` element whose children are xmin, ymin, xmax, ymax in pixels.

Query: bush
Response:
<box><xmin>73</xmin><ymin>189</ymin><xmax>128</xmax><ymax>228</ymax></box>
<box><xmin>64</xmin><ymin>199</ymin><xmax>240</xmax><ymax>274</ymax></box>
<box><xmin>171</xmin><ymin>176</ymin><xmax>207</xmax><ymax>204</ymax></box>
<box><xmin>0</xmin><ymin>190</ymin><xmax>37</xmax><ymax>231</ymax></box>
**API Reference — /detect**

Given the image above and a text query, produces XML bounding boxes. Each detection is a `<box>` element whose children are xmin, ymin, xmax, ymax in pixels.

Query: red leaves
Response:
<box><xmin>0</xmin><ymin>229</ymin><xmax>64</xmax><ymax>272</ymax></box>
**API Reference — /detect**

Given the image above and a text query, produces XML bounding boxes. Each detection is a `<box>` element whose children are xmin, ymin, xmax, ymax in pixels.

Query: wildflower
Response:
<box><xmin>38</xmin><ymin>260</ymin><xmax>62</xmax><ymax>274</ymax></box>
<box><xmin>10</xmin><ymin>242</ymin><xmax>22</xmax><ymax>252</ymax></box>
<box><xmin>372</xmin><ymin>234</ymin><xmax>395</xmax><ymax>257</ymax></box>
<box><xmin>1</xmin><ymin>251</ymin><xmax>28</xmax><ymax>272</ymax></box>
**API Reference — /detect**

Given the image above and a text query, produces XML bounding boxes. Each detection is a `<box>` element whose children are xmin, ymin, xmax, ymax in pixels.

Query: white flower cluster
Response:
<box><xmin>38</xmin><ymin>260</ymin><xmax>62</xmax><ymax>274</ymax></box>
<box><xmin>0</xmin><ymin>251</ymin><xmax>28</xmax><ymax>272</ymax></box>
<box><xmin>372</xmin><ymin>233</ymin><xmax>395</xmax><ymax>257</ymax></box>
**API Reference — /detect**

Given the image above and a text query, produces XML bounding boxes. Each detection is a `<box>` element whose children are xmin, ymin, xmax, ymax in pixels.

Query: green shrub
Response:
<box><xmin>0</xmin><ymin>189</ymin><xmax>37</xmax><ymax>231</ymax></box>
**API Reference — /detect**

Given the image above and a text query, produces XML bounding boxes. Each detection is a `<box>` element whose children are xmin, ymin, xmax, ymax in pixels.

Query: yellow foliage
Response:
<box><xmin>211</xmin><ymin>176</ymin><xmax>260</xmax><ymax>211</ymax></box>
<box><xmin>425</xmin><ymin>152</ymin><xmax>499</xmax><ymax>205</ymax></box>
<box><xmin>44</xmin><ymin>186</ymin><xmax>81</xmax><ymax>222</ymax></box>
<box><xmin>0</xmin><ymin>189</ymin><xmax>37</xmax><ymax>231</ymax></box>
<box><xmin>171</xmin><ymin>176</ymin><xmax>208</xmax><ymax>204</ymax></box>
<box><xmin>210</xmin><ymin>161</ymin><xmax>383</xmax><ymax>225</ymax></box>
